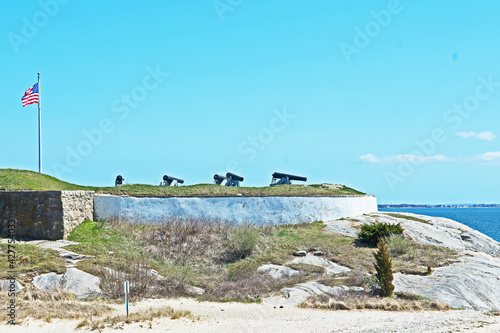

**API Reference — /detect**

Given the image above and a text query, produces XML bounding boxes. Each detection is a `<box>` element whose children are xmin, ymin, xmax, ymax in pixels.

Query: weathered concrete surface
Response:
<box><xmin>33</xmin><ymin>267</ymin><xmax>102</xmax><ymax>299</ymax></box>
<box><xmin>0</xmin><ymin>191</ymin><xmax>93</xmax><ymax>240</ymax></box>
<box><xmin>325</xmin><ymin>212</ymin><xmax>500</xmax><ymax>311</ymax></box>
<box><xmin>94</xmin><ymin>195</ymin><xmax>378</xmax><ymax>225</ymax></box>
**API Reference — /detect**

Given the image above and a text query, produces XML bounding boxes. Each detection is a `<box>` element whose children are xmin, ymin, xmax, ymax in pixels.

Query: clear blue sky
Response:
<box><xmin>2</xmin><ymin>0</ymin><xmax>500</xmax><ymax>204</ymax></box>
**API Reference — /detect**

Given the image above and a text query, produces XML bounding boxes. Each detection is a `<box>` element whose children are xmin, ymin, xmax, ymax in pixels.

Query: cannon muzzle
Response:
<box><xmin>226</xmin><ymin>172</ymin><xmax>244</xmax><ymax>182</ymax></box>
<box><xmin>272</xmin><ymin>172</ymin><xmax>307</xmax><ymax>182</ymax></box>
<box><xmin>163</xmin><ymin>175</ymin><xmax>184</xmax><ymax>184</ymax></box>
<box><xmin>214</xmin><ymin>174</ymin><xmax>227</xmax><ymax>181</ymax></box>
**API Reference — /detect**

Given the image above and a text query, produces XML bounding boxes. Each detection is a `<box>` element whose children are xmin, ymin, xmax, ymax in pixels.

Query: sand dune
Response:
<box><xmin>2</xmin><ymin>298</ymin><xmax>500</xmax><ymax>333</ymax></box>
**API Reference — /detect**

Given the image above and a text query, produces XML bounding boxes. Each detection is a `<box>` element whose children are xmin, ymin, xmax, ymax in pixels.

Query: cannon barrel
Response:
<box><xmin>163</xmin><ymin>175</ymin><xmax>184</xmax><ymax>184</ymax></box>
<box><xmin>115</xmin><ymin>175</ymin><xmax>124</xmax><ymax>186</ymax></box>
<box><xmin>214</xmin><ymin>174</ymin><xmax>227</xmax><ymax>181</ymax></box>
<box><xmin>226</xmin><ymin>172</ymin><xmax>244</xmax><ymax>182</ymax></box>
<box><xmin>272</xmin><ymin>172</ymin><xmax>307</xmax><ymax>182</ymax></box>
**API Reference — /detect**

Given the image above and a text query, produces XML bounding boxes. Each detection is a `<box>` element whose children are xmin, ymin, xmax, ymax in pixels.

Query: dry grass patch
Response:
<box><xmin>383</xmin><ymin>213</ymin><xmax>432</xmax><ymax>225</ymax></box>
<box><xmin>0</xmin><ymin>244</ymin><xmax>66</xmax><ymax>283</ymax></box>
<box><xmin>301</xmin><ymin>292</ymin><xmax>449</xmax><ymax>311</ymax></box>
<box><xmin>286</xmin><ymin>263</ymin><xmax>326</xmax><ymax>275</ymax></box>
<box><xmin>201</xmin><ymin>273</ymin><xmax>309</xmax><ymax>303</ymax></box>
<box><xmin>0</xmin><ymin>287</ymin><xmax>112</xmax><ymax>323</ymax></box>
<box><xmin>387</xmin><ymin>234</ymin><xmax>458</xmax><ymax>272</ymax></box>
<box><xmin>254</xmin><ymin>222</ymin><xmax>377</xmax><ymax>273</ymax></box>
<box><xmin>64</xmin><ymin>218</ymin><xmax>459</xmax><ymax>304</ymax></box>
<box><xmin>77</xmin><ymin>306</ymin><xmax>196</xmax><ymax>330</ymax></box>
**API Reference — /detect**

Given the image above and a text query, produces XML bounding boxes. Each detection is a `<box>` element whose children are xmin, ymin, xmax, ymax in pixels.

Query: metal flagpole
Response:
<box><xmin>38</xmin><ymin>73</ymin><xmax>42</xmax><ymax>173</ymax></box>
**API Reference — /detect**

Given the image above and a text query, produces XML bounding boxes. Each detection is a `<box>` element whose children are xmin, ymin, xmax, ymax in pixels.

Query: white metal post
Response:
<box><xmin>37</xmin><ymin>73</ymin><xmax>42</xmax><ymax>173</ymax></box>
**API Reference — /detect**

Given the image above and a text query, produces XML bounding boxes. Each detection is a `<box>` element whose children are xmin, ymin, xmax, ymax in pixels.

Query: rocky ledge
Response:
<box><xmin>325</xmin><ymin>212</ymin><xmax>500</xmax><ymax>311</ymax></box>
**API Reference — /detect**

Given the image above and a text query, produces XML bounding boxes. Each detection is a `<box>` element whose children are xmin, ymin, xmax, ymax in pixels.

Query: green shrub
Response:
<box><xmin>358</xmin><ymin>222</ymin><xmax>403</xmax><ymax>246</ymax></box>
<box><xmin>373</xmin><ymin>239</ymin><xmax>395</xmax><ymax>297</ymax></box>
<box><xmin>226</xmin><ymin>224</ymin><xmax>259</xmax><ymax>260</ymax></box>
<box><xmin>386</xmin><ymin>234</ymin><xmax>416</xmax><ymax>258</ymax></box>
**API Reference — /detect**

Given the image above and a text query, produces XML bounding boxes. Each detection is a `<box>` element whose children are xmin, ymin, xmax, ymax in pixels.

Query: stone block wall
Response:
<box><xmin>61</xmin><ymin>191</ymin><xmax>94</xmax><ymax>238</ymax></box>
<box><xmin>0</xmin><ymin>191</ymin><xmax>94</xmax><ymax>240</ymax></box>
<box><xmin>1</xmin><ymin>190</ymin><xmax>377</xmax><ymax>239</ymax></box>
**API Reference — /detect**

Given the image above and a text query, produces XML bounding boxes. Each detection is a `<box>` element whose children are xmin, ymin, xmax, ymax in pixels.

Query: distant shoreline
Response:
<box><xmin>379</xmin><ymin>205</ymin><xmax>500</xmax><ymax>209</ymax></box>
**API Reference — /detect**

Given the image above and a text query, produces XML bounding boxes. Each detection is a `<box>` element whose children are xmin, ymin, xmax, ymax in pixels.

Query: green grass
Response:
<box><xmin>248</xmin><ymin>221</ymin><xmax>376</xmax><ymax>273</ymax></box>
<box><xmin>63</xmin><ymin>219</ymin><xmax>380</xmax><ymax>301</ymax></box>
<box><xmin>0</xmin><ymin>169</ymin><xmax>96</xmax><ymax>191</ymax></box>
<box><xmin>0</xmin><ymin>243</ymin><xmax>66</xmax><ymax>282</ymax></box>
<box><xmin>66</xmin><ymin>220</ymin><xmax>139</xmax><ymax>256</ymax></box>
<box><xmin>383</xmin><ymin>213</ymin><xmax>432</xmax><ymax>225</ymax></box>
<box><xmin>0</xmin><ymin>217</ymin><xmax>459</xmax><ymax>305</ymax></box>
<box><xmin>386</xmin><ymin>234</ymin><xmax>458</xmax><ymax>272</ymax></box>
<box><xmin>64</xmin><ymin>220</ymin><xmax>458</xmax><ymax>302</ymax></box>
<box><xmin>0</xmin><ymin>168</ymin><xmax>367</xmax><ymax>197</ymax></box>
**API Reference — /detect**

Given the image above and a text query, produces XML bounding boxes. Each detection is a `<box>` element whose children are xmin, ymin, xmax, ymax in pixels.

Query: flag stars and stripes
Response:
<box><xmin>21</xmin><ymin>82</ymin><xmax>39</xmax><ymax>107</ymax></box>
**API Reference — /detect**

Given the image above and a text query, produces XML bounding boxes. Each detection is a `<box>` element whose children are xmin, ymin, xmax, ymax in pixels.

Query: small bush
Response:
<box><xmin>385</xmin><ymin>234</ymin><xmax>458</xmax><ymax>271</ymax></box>
<box><xmin>342</xmin><ymin>268</ymin><xmax>366</xmax><ymax>287</ymax></box>
<box><xmin>386</xmin><ymin>234</ymin><xmax>415</xmax><ymax>258</ymax></box>
<box><xmin>358</xmin><ymin>222</ymin><xmax>403</xmax><ymax>246</ymax></box>
<box><xmin>225</xmin><ymin>224</ymin><xmax>259</xmax><ymax>261</ymax></box>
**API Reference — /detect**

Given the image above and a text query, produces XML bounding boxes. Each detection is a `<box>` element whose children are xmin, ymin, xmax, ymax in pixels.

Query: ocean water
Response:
<box><xmin>379</xmin><ymin>207</ymin><xmax>500</xmax><ymax>242</ymax></box>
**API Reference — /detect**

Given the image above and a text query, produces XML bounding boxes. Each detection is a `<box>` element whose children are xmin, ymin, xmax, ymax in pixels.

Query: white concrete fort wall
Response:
<box><xmin>93</xmin><ymin>195</ymin><xmax>378</xmax><ymax>225</ymax></box>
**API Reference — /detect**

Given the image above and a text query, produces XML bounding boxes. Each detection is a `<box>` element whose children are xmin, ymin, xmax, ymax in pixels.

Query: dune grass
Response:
<box><xmin>386</xmin><ymin>234</ymin><xmax>458</xmax><ymax>273</ymax></box>
<box><xmin>301</xmin><ymin>292</ymin><xmax>450</xmax><ymax>311</ymax></box>
<box><xmin>0</xmin><ymin>217</ymin><xmax>459</xmax><ymax>319</ymax></box>
<box><xmin>63</xmin><ymin>218</ymin><xmax>457</xmax><ymax>304</ymax></box>
<box><xmin>0</xmin><ymin>287</ymin><xmax>113</xmax><ymax>323</ymax></box>
<box><xmin>0</xmin><ymin>243</ymin><xmax>66</xmax><ymax>283</ymax></box>
<box><xmin>76</xmin><ymin>306</ymin><xmax>196</xmax><ymax>331</ymax></box>
<box><xmin>0</xmin><ymin>168</ymin><xmax>366</xmax><ymax>197</ymax></box>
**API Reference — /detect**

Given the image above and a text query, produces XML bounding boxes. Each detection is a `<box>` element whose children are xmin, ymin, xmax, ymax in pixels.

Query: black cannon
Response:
<box><xmin>226</xmin><ymin>172</ymin><xmax>244</xmax><ymax>187</ymax></box>
<box><xmin>115</xmin><ymin>175</ymin><xmax>124</xmax><ymax>186</ymax></box>
<box><xmin>270</xmin><ymin>172</ymin><xmax>307</xmax><ymax>186</ymax></box>
<box><xmin>213</xmin><ymin>174</ymin><xmax>227</xmax><ymax>185</ymax></box>
<box><xmin>161</xmin><ymin>175</ymin><xmax>184</xmax><ymax>186</ymax></box>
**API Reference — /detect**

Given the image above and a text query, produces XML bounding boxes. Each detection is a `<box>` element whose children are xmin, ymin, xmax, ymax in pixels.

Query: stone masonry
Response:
<box><xmin>0</xmin><ymin>191</ymin><xmax>93</xmax><ymax>240</ymax></box>
<box><xmin>61</xmin><ymin>191</ymin><xmax>94</xmax><ymax>239</ymax></box>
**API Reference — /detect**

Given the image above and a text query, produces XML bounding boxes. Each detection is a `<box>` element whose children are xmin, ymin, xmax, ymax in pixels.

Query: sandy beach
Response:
<box><xmin>2</xmin><ymin>298</ymin><xmax>500</xmax><ymax>333</ymax></box>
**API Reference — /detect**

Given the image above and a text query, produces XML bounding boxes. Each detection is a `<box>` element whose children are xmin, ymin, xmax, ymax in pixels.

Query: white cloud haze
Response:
<box><xmin>456</xmin><ymin>131</ymin><xmax>495</xmax><ymax>141</ymax></box>
<box><xmin>476</xmin><ymin>151</ymin><xmax>500</xmax><ymax>161</ymax></box>
<box><xmin>359</xmin><ymin>154</ymin><xmax>450</xmax><ymax>164</ymax></box>
<box><xmin>360</xmin><ymin>152</ymin><xmax>500</xmax><ymax>164</ymax></box>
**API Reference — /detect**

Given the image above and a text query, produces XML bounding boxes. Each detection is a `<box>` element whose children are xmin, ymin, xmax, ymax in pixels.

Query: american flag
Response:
<box><xmin>21</xmin><ymin>83</ymin><xmax>39</xmax><ymax>107</ymax></box>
